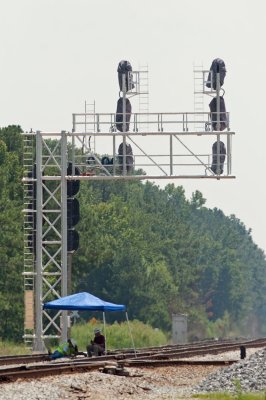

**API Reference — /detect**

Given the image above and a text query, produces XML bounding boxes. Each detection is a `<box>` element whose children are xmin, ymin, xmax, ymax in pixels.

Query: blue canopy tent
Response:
<box><xmin>43</xmin><ymin>292</ymin><xmax>126</xmax><ymax>312</ymax></box>
<box><xmin>43</xmin><ymin>292</ymin><xmax>135</xmax><ymax>355</ymax></box>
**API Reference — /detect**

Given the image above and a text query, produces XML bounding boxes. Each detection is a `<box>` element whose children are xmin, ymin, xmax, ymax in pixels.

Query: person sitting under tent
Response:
<box><xmin>49</xmin><ymin>338</ymin><xmax>78</xmax><ymax>360</ymax></box>
<box><xmin>87</xmin><ymin>328</ymin><xmax>105</xmax><ymax>357</ymax></box>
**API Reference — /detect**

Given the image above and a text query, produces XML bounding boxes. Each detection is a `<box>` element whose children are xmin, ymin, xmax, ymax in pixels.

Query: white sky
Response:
<box><xmin>1</xmin><ymin>0</ymin><xmax>266</xmax><ymax>253</ymax></box>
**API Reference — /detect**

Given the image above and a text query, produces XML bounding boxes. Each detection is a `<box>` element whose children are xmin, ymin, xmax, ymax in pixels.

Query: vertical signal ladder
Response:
<box><xmin>138</xmin><ymin>65</ymin><xmax>149</xmax><ymax>131</ymax></box>
<box><xmin>83</xmin><ymin>100</ymin><xmax>96</xmax><ymax>153</ymax></box>
<box><xmin>23</xmin><ymin>134</ymin><xmax>35</xmax><ymax>348</ymax></box>
<box><xmin>193</xmin><ymin>64</ymin><xmax>205</xmax><ymax>131</ymax></box>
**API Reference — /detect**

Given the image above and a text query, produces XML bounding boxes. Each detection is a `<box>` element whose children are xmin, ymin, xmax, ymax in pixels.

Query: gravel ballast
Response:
<box><xmin>0</xmin><ymin>347</ymin><xmax>265</xmax><ymax>399</ymax></box>
<box><xmin>193</xmin><ymin>347</ymin><xmax>266</xmax><ymax>394</ymax></box>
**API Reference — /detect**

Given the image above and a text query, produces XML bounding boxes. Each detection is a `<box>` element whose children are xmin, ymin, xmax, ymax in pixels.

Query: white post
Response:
<box><xmin>125</xmin><ymin>312</ymin><xmax>136</xmax><ymax>358</ymax></box>
<box><xmin>216</xmin><ymin>72</ymin><xmax>221</xmax><ymax>175</ymax></box>
<box><xmin>103</xmin><ymin>312</ymin><xmax>107</xmax><ymax>354</ymax></box>
<box><xmin>61</xmin><ymin>131</ymin><xmax>68</xmax><ymax>342</ymax></box>
<box><xmin>122</xmin><ymin>73</ymin><xmax>127</xmax><ymax>176</ymax></box>
<box><xmin>33</xmin><ymin>131</ymin><xmax>46</xmax><ymax>352</ymax></box>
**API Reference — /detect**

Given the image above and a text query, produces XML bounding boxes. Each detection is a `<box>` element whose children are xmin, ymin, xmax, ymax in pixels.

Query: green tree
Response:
<box><xmin>0</xmin><ymin>126</ymin><xmax>24</xmax><ymax>341</ymax></box>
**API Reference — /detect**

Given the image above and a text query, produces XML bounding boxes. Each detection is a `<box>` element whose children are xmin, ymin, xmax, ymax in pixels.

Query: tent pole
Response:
<box><xmin>125</xmin><ymin>311</ymin><xmax>136</xmax><ymax>358</ymax></box>
<box><xmin>103</xmin><ymin>312</ymin><xmax>107</xmax><ymax>354</ymax></box>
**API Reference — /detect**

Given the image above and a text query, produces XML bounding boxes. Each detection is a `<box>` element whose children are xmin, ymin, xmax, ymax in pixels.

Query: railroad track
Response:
<box><xmin>1</xmin><ymin>337</ymin><xmax>265</xmax><ymax>366</ymax></box>
<box><xmin>0</xmin><ymin>354</ymin><xmax>48</xmax><ymax>366</ymax></box>
<box><xmin>0</xmin><ymin>337</ymin><xmax>264</xmax><ymax>384</ymax></box>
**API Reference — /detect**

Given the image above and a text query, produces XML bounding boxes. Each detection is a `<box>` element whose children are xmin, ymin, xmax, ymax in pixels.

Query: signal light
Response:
<box><xmin>67</xmin><ymin>162</ymin><xmax>80</xmax><ymax>253</ymax></box>
<box><xmin>67</xmin><ymin>229</ymin><xmax>79</xmax><ymax>252</ymax></box>
<box><xmin>67</xmin><ymin>198</ymin><xmax>80</xmax><ymax>228</ymax></box>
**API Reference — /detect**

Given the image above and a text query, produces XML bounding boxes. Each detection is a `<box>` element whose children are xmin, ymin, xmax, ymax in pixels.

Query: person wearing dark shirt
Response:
<box><xmin>87</xmin><ymin>328</ymin><xmax>105</xmax><ymax>357</ymax></box>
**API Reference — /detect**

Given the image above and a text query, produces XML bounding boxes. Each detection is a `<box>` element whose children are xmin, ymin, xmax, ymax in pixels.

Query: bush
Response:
<box><xmin>71</xmin><ymin>319</ymin><xmax>168</xmax><ymax>352</ymax></box>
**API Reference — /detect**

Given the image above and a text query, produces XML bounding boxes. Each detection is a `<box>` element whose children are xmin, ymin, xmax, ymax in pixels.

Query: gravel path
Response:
<box><xmin>0</xmin><ymin>347</ymin><xmax>264</xmax><ymax>400</ymax></box>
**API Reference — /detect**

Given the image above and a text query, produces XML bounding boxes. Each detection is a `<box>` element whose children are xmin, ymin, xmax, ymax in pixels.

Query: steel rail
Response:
<box><xmin>0</xmin><ymin>359</ymin><xmax>237</xmax><ymax>384</ymax></box>
<box><xmin>0</xmin><ymin>354</ymin><xmax>47</xmax><ymax>366</ymax></box>
<box><xmin>118</xmin><ymin>359</ymin><xmax>237</xmax><ymax>368</ymax></box>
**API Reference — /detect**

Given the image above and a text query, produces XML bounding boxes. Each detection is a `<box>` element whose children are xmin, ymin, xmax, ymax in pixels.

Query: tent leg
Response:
<box><xmin>125</xmin><ymin>311</ymin><xmax>136</xmax><ymax>358</ymax></box>
<box><xmin>103</xmin><ymin>312</ymin><xmax>107</xmax><ymax>354</ymax></box>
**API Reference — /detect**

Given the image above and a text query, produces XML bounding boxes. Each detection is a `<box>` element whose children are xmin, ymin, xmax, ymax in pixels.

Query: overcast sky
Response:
<box><xmin>1</xmin><ymin>0</ymin><xmax>266</xmax><ymax>253</ymax></box>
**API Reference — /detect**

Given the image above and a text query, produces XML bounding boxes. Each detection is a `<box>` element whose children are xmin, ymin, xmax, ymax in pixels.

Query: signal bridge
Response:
<box><xmin>22</xmin><ymin>65</ymin><xmax>235</xmax><ymax>351</ymax></box>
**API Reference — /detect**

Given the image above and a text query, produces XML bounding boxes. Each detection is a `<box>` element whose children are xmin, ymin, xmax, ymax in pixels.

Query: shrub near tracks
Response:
<box><xmin>71</xmin><ymin>320</ymin><xmax>168</xmax><ymax>351</ymax></box>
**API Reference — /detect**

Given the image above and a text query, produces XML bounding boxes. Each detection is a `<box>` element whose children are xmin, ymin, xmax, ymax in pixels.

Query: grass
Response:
<box><xmin>0</xmin><ymin>340</ymin><xmax>31</xmax><ymax>356</ymax></box>
<box><xmin>194</xmin><ymin>393</ymin><xmax>266</xmax><ymax>400</ymax></box>
<box><xmin>193</xmin><ymin>378</ymin><xmax>266</xmax><ymax>400</ymax></box>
